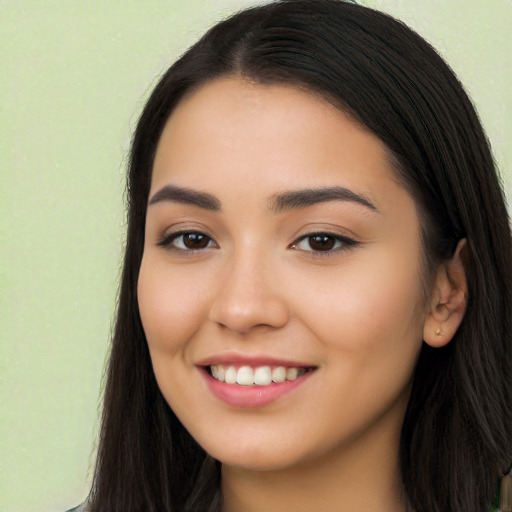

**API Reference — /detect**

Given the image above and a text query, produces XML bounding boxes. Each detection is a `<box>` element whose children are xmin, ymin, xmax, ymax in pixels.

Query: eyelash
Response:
<box><xmin>157</xmin><ymin>231</ymin><xmax>217</xmax><ymax>252</ymax></box>
<box><xmin>157</xmin><ymin>230</ymin><xmax>360</xmax><ymax>256</ymax></box>
<box><xmin>290</xmin><ymin>233</ymin><xmax>360</xmax><ymax>255</ymax></box>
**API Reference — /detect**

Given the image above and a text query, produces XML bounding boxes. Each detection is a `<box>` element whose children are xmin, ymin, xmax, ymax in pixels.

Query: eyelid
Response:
<box><xmin>157</xmin><ymin>230</ymin><xmax>218</xmax><ymax>251</ymax></box>
<box><xmin>290</xmin><ymin>231</ymin><xmax>360</xmax><ymax>255</ymax></box>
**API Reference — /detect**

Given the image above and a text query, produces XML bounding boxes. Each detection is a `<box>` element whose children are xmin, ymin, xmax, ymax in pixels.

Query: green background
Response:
<box><xmin>1</xmin><ymin>1</ymin><xmax>510</xmax><ymax>511</ymax></box>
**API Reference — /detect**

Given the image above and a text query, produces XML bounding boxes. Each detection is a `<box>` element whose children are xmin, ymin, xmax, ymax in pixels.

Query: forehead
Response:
<box><xmin>151</xmin><ymin>78</ymin><xmax>412</xmax><ymax>217</ymax></box>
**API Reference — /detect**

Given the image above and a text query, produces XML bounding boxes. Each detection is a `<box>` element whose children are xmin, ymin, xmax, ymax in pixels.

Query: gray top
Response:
<box><xmin>65</xmin><ymin>504</ymin><xmax>86</xmax><ymax>512</ymax></box>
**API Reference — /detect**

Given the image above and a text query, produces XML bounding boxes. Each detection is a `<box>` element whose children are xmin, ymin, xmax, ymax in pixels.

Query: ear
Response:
<box><xmin>423</xmin><ymin>239</ymin><xmax>468</xmax><ymax>348</ymax></box>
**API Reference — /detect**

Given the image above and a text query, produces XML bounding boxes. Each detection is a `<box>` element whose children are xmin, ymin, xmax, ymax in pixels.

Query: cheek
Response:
<box><xmin>295</xmin><ymin>251</ymin><xmax>425</xmax><ymax>436</ymax></box>
<box><xmin>137</xmin><ymin>255</ymin><xmax>207</xmax><ymax>356</ymax></box>
<box><xmin>293</xmin><ymin>249</ymin><xmax>426</xmax><ymax>355</ymax></box>
<box><xmin>137</xmin><ymin>255</ymin><xmax>215</xmax><ymax>418</ymax></box>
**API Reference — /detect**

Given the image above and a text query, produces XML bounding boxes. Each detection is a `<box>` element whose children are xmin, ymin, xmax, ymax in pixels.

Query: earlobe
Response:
<box><xmin>423</xmin><ymin>239</ymin><xmax>468</xmax><ymax>348</ymax></box>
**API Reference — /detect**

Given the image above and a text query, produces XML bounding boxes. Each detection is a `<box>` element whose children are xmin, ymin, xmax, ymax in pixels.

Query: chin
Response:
<box><xmin>201</xmin><ymin>433</ymin><xmax>331</xmax><ymax>474</ymax></box>
<box><xmin>194</xmin><ymin>434</ymin><xmax>298</xmax><ymax>472</ymax></box>
<box><xmin>218</xmin><ymin>451</ymin><xmax>301</xmax><ymax>473</ymax></box>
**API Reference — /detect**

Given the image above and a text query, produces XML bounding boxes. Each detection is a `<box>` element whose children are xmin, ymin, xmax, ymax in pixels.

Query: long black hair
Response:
<box><xmin>88</xmin><ymin>1</ymin><xmax>512</xmax><ymax>511</ymax></box>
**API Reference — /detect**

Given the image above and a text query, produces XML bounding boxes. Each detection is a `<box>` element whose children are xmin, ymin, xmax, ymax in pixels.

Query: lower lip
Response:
<box><xmin>201</xmin><ymin>368</ymin><xmax>315</xmax><ymax>408</ymax></box>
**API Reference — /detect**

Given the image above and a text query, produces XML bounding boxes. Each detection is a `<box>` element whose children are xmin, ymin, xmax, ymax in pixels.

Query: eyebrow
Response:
<box><xmin>148</xmin><ymin>184</ymin><xmax>379</xmax><ymax>214</ymax></box>
<box><xmin>270</xmin><ymin>186</ymin><xmax>379</xmax><ymax>213</ymax></box>
<box><xmin>149</xmin><ymin>185</ymin><xmax>221</xmax><ymax>211</ymax></box>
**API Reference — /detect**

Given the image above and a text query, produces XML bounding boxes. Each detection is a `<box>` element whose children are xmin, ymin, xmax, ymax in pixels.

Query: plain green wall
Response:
<box><xmin>1</xmin><ymin>1</ymin><xmax>510</xmax><ymax>511</ymax></box>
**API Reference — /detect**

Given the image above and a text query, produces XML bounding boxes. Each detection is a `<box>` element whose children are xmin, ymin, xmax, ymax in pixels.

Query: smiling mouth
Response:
<box><xmin>208</xmin><ymin>364</ymin><xmax>315</xmax><ymax>386</ymax></box>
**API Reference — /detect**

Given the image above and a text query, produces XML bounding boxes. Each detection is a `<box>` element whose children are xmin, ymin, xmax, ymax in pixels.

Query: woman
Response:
<box><xmin>81</xmin><ymin>0</ymin><xmax>512</xmax><ymax>510</ymax></box>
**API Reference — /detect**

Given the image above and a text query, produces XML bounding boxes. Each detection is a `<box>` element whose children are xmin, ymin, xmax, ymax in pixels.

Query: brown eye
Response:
<box><xmin>291</xmin><ymin>232</ymin><xmax>359</xmax><ymax>254</ymax></box>
<box><xmin>307</xmin><ymin>235</ymin><xmax>337</xmax><ymax>251</ymax></box>
<box><xmin>181</xmin><ymin>233</ymin><xmax>211</xmax><ymax>249</ymax></box>
<box><xmin>158</xmin><ymin>231</ymin><xmax>216</xmax><ymax>251</ymax></box>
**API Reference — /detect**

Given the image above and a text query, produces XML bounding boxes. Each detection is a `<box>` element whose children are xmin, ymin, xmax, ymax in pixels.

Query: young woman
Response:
<box><xmin>78</xmin><ymin>1</ymin><xmax>512</xmax><ymax>510</ymax></box>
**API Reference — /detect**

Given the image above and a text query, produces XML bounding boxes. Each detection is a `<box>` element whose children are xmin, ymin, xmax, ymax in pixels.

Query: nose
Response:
<box><xmin>208</xmin><ymin>249</ymin><xmax>290</xmax><ymax>334</ymax></box>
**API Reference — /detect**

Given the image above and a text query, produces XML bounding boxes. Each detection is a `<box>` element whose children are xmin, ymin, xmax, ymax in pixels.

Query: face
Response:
<box><xmin>138</xmin><ymin>78</ymin><xmax>429</xmax><ymax>472</ymax></box>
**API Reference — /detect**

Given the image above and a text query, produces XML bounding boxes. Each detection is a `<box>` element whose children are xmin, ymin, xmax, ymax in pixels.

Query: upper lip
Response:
<box><xmin>196</xmin><ymin>352</ymin><xmax>316</xmax><ymax>368</ymax></box>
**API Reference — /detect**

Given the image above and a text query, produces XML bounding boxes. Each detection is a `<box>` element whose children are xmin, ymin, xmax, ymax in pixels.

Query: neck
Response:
<box><xmin>221</xmin><ymin>411</ymin><xmax>407</xmax><ymax>512</ymax></box>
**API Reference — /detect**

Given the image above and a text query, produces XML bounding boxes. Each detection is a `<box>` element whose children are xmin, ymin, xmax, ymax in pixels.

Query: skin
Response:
<box><xmin>138</xmin><ymin>78</ymin><xmax>467</xmax><ymax>512</ymax></box>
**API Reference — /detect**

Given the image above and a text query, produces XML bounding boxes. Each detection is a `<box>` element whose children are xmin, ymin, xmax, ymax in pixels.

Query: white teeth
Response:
<box><xmin>271</xmin><ymin>366</ymin><xmax>286</xmax><ymax>383</ymax></box>
<box><xmin>225</xmin><ymin>365</ymin><xmax>237</xmax><ymax>384</ymax></box>
<box><xmin>210</xmin><ymin>364</ymin><xmax>309</xmax><ymax>386</ymax></box>
<box><xmin>254</xmin><ymin>366</ymin><xmax>272</xmax><ymax>385</ymax></box>
<box><xmin>236</xmin><ymin>366</ymin><xmax>254</xmax><ymax>386</ymax></box>
<box><xmin>286</xmin><ymin>367</ymin><xmax>298</xmax><ymax>380</ymax></box>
